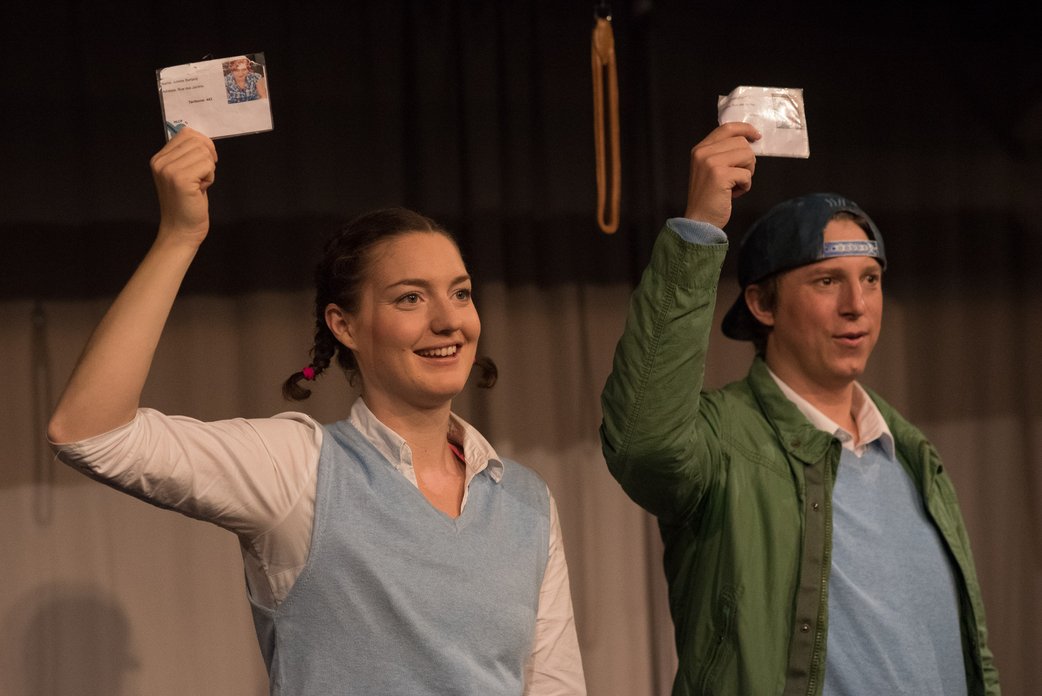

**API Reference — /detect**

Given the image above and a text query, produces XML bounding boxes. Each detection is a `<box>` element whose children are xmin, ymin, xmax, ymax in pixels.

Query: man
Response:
<box><xmin>599</xmin><ymin>122</ymin><xmax>1000</xmax><ymax>695</ymax></box>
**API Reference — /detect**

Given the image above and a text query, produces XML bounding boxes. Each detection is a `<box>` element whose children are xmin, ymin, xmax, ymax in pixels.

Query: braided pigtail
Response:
<box><xmin>282</xmin><ymin>317</ymin><xmax>344</xmax><ymax>401</ymax></box>
<box><xmin>473</xmin><ymin>355</ymin><xmax>498</xmax><ymax>388</ymax></box>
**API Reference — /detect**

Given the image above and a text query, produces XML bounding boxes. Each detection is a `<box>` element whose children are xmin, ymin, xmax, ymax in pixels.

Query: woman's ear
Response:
<box><xmin>325</xmin><ymin>303</ymin><xmax>357</xmax><ymax>350</ymax></box>
<box><xmin>744</xmin><ymin>284</ymin><xmax>775</xmax><ymax>328</ymax></box>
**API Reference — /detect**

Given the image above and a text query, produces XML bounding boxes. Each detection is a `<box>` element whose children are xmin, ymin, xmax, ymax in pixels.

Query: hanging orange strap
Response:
<box><xmin>592</xmin><ymin>13</ymin><xmax>620</xmax><ymax>234</ymax></box>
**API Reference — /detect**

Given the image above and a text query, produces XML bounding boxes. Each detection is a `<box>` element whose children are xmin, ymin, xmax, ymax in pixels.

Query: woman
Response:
<box><xmin>225</xmin><ymin>56</ymin><xmax>267</xmax><ymax>103</ymax></box>
<box><xmin>48</xmin><ymin>128</ymin><xmax>586</xmax><ymax>695</ymax></box>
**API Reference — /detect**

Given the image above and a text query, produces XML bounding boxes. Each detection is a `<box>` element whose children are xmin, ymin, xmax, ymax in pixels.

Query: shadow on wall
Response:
<box><xmin>5</xmin><ymin>584</ymin><xmax>139</xmax><ymax>696</ymax></box>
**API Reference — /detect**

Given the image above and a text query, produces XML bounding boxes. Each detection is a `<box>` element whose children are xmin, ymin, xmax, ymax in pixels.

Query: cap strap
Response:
<box><xmin>822</xmin><ymin>240</ymin><xmax>879</xmax><ymax>258</ymax></box>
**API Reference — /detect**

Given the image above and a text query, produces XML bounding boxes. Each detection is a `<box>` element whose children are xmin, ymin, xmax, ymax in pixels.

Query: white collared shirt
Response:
<box><xmin>349</xmin><ymin>398</ymin><xmax>504</xmax><ymax>510</ymax></box>
<box><xmin>767</xmin><ymin>367</ymin><xmax>896</xmax><ymax>458</ymax></box>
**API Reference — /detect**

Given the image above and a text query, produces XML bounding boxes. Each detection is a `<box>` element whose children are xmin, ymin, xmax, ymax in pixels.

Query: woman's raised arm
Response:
<box><xmin>48</xmin><ymin>128</ymin><xmax>218</xmax><ymax>443</ymax></box>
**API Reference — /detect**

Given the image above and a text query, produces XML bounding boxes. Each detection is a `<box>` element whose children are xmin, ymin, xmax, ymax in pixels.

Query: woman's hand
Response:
<box><xmin>150</xmin><ymin>127</ymin><xmax>218</xmax><ymax>249</ymax></box>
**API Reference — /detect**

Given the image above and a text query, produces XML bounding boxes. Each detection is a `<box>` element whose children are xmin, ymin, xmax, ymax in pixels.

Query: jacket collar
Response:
<box><xmin>745</xmin><ymin>357</ymin><xmax>838</xmax><ymax>465</ymax></box>
<box><xmin>861</xmin><ymin>386</ymin><xmax>942</xmax><ymax>488</ymax></box>
<box><xmin>745</xmin><ymin>357</ymin><xmax>941</xmax><ymax>484</ymax></box>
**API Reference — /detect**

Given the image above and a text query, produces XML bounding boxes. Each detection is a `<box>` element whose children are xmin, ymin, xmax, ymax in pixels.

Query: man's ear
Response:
<box><xmin>744</xmin><ymin>285</ymin><xmax>775</xmax><ymax>328</ymax></box>
<box><xmin>325</xmin><ymin>303</ymin><xmax>357</xmax><ymax>350</ymax></box>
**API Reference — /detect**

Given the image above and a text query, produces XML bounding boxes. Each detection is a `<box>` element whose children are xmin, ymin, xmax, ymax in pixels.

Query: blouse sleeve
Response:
<box><xmin>51</xmin><ymin>407</ymin><xmax>323</xmax><ymax>539</ymax></box>
<box><xmin>524</xmin><ymin>492</ymin><xmax>587</xmax><ymax>695</ymax></box>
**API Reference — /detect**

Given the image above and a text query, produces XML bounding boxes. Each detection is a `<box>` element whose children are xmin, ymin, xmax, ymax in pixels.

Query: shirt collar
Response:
<box><xmin>347</xmin><ymin>399</ymin><xmax>504</xmax><ymax>486</ymax></box>
<box><xmin>766</xmin><ymin>367</ymin><xmax>895</xmax><ymax>458</ymax></box>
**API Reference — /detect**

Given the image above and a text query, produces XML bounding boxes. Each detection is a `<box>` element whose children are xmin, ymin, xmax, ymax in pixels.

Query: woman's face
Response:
<box><xmin>230</xmin><ymin>60</ymin><xmax>250</xmax><ymax>78</ymax></box>
<box><xmin>329</xmin><ymin>232</ymin><xmax>481</xmax><ymax>413</ymax></box>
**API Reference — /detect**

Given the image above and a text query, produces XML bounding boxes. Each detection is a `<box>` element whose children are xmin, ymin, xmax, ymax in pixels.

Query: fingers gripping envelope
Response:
<box><xmin>718</xmin><ymin>86</ymin><xmax>809</xmax><ymax>158</ymax></box>
<box><xmin>157</xmin><ymin>53</ymin><xmax>273</xmax><ymax>140</ymax></box>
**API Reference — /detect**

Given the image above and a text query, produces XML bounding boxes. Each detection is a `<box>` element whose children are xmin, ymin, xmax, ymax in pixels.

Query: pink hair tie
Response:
<box><xmin>301</xmin><ymin>366</ymin><xmax>316</xmax><ymax>381</ymax></box>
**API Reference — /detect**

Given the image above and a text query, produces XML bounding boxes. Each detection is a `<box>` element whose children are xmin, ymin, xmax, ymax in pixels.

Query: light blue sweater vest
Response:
<box><xmin>825</xmin><ymin>441</ymin><xmax>966</xmax><ymax>696</ymax></box>
<box><xmin>250</xmin><ymin>420</ymin><xmax>550</xmax><ymax>695</ymax></box>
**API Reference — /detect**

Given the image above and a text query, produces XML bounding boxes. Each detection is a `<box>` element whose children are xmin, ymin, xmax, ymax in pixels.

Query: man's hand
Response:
<box><xmin>684</xmin><ymin>122</ymin><xmax>759</xmax><ymax>228</ymax></box>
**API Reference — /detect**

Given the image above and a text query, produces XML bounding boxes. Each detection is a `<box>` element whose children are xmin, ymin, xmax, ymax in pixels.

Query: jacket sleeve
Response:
<box><xmin>942</xmin><ymin>477</ymin><xmax>1001</xmax><ymax>696</ymax></box>
<box><xmin>936</xmin><ymin>473</ymin><xmax>1002</xmax><ymax>696</ymax></box>
<box><xmin>599</xmin><ymin>220</ymin><xmax>728</xmax><ymax>522</ymax></box>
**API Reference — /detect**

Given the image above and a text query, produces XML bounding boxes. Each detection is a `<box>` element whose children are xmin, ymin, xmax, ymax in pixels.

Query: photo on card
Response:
<box><xmin>157</xmin><ymin>53</ymin><xmax>273</xmax><ymax>141</ymax></box>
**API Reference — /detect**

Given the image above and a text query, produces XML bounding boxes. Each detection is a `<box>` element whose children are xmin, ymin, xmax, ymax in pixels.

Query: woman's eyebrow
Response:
<box><xmin>385</xmin><ymin>274</ymin><xmax>471</xmax><ymax>291</ymax></box>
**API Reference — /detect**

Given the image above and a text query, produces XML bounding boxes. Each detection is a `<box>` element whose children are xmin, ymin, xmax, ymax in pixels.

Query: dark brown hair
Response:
<box><xmin>282</xmin><ymin>208</ymin><xmax>497</xmax><ymax>400</ymax></box>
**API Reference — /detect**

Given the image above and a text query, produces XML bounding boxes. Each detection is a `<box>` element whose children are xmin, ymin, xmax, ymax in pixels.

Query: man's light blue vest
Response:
<box><xmin>250</xmin><ymin>420</ymin><xmax>550</xmax><ymax>695</ymax></box>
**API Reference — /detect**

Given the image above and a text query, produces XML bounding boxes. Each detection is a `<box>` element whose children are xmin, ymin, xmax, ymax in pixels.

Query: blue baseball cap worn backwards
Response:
<box><xmin>721</xmin><ymin>192</ymin><xmax>887</xmax><ymax>341</ymax></box>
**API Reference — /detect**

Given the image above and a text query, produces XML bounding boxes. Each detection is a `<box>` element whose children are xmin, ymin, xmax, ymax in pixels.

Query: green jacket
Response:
<box><xmin>599</xmin><ymin>223</ymin><xmax>999</xmax><ymax>696</ymax></box>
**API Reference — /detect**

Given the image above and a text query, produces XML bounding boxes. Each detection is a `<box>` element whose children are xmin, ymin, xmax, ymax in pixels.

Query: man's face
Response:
<box><xmin>758</xmin><ymin>219</ymin><xmax>883</xmax><ymax>395</ymax></box>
